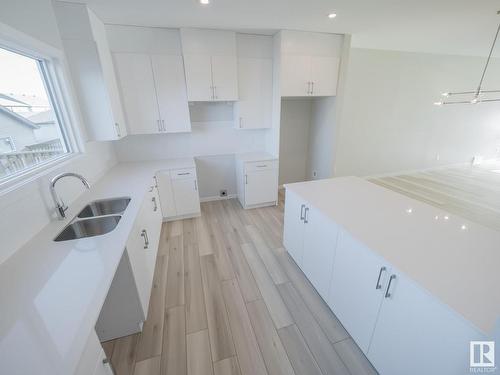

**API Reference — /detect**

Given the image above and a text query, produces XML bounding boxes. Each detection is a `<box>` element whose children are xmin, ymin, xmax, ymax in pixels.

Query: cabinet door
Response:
<box><xmin>114</xmin><ymin>53</ymin><xmax>161</xmax><ymax>134</ymax></box>
<box><xmin>171</xmin><ymin>178</ymin><xmax>201</xmax><ymax>216</ymax></box>
<box><xmin>156</xmin><ymin>171</ymin><xmax>177</xmax><ymax>218</ymax></box>
<box><xmin>244</xmin><ymin>169</ymin><xmax>278</xmax><ymax>206</ymax></box>
<box><xmin>183</xmin><ymin>54</ymin><xmax>213</xmax><ymax>101</ymax></box>
<box><xmin>283</xmin><ymin>190</ymin><xmax>305</xmax><ymax>266</ymax></box>
<box><xmin>63</xmin><ymin>40</ymin><xmax>119</xmax><ymax>140</ymax></box>
<box><xmin>302</xmin><ymin>207</ymin><xmax>339</xmax><ymax>300</ymax></box>
<box><xmin>211</xmin><ymin>55</ymin><xmax>239</xmax><ymax>101</ymax></box>
<box><xmin>328</xmin><ymin>230</ymin><xmax>389</xmax><ymax>353</ymax></box>
<box><xmin>126</xmin><ymin>206</ymin><xmax>151</xmax><ymax>316</ymax></box>
<box><xmin>89</xmin><ymin>11</ymin><xmax>127</xmax><ymax>139</ymax></box>
<box><xmin>151</xmin><ymin>55</ymin><xmax>192</xmax><ymax>133</ymax></box>
<box><xmin>93</xmin><ymin>349</ymin><xmax>114</xmax><ymax>375</ymax></box>
<box><xmin>368</xmin><ymin>271</ymin><xmax>484</xmax><ymax>375</ymax></box>
<box><xmin>280</xmin><ymin>55</ymin><xmax>311</xmax><ymax>96</ymax></box>
<box><xmin>143</xmin><ymin>188</ymin><xmax>162</xmax><ymax>283</ymax></box>
<box><xmin>310</xmin><ymin>57</ymin><xmax>339</xmax><ymax>96</ymax></box>
<box><xmin>234</xmin><ymin>58</ymin><xmax>272</xmax><ymax>129</ymax></box>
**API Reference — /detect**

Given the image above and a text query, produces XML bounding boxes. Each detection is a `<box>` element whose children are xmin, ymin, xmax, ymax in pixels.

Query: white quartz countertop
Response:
<box><xmin>0</xmin><ymin>159</ymin><xmax>194</xmax><ymax>375</ymax></box>
<box><xmin>285</xmin><ymin>176</ymin><xmax>500</xmax><ymax>334</ymax></box>
<box><xmin>235</xmin><ymin>152</ymin><xmax>277</xmax><ymax>162</ymax></box>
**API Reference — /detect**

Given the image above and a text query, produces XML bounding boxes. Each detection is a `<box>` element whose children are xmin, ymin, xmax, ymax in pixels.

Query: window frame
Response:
<box><xmin>0</xmin><ymin>24</ymin><xmax>85</xmax><ymax>194</ymax></box>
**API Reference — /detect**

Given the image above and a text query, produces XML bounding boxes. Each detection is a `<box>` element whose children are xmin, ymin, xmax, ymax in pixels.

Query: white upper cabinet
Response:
<box><xmin>114</xmin><ymin>53</ymin><xmax>191</xmax><ymax>134</ymax></box>
<box><xmin>281</xmin><ymin>55</ymin><xmax>340</xmax><ymax>97</ymax></box>
<box><xmin>279</xmin><ymin>30</ymin><xmax>343</xmax><ymax>97</ymax></box>
<box><xmin>183</xmin><ymin>55</ymin><xmax>214</xmax><ymax>101</ymax></box>
<box><xmin>181</xmin><ymin>28</ymin><xmax>238</xmax><ymax>101</ymax></box>
<box><xmin>151</xmin><ymin>55</ymin><xmax>192</xmax><ymax>133</ymax></box>
<box><xmin>114</xmin><ymin>53</ymin><xmax>160</xmax><ymax>134</ymax></box>
<box><xmin>211</xmin><ymin>55</ymin><xmax>239</xmax><ymax>101</ymax></box>
<box><xmin>234</xmin><ymin>57</ymin><xmax>273</xmax><ymax>129</ymax></box>
<box><xmin>54</xmin><ymin>2</ymin><xmax>127</xmax><ymax>140</ymax></box>
<box><xmin>280</xmin><ymin>55</ymin><xmax>311</xmax><ymax>97</ymax></box>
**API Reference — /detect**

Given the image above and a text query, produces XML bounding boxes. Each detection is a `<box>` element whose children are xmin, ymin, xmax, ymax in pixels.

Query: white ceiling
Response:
<box><xmin>68</xmin><ymin>0</ymin><xmax>500</xmax><ymax>57</ymax></box>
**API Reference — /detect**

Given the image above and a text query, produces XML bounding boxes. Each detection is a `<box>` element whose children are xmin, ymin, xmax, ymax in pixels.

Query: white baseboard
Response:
<box><xmin>200</xmin><ymin>194</ymin><xmax>237</xmax><ymax>203</ymax></box>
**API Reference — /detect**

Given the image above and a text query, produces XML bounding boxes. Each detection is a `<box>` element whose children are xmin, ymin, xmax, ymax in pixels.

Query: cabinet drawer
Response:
<box><xmin>244</xmin><ymin>160</ymin><xmax>278</xmax><ymax>172</ymax></box>
<box><xmin>170</xmin><ymin>168</ymin><xmax>197</xmax><ymax>180</ymax></box>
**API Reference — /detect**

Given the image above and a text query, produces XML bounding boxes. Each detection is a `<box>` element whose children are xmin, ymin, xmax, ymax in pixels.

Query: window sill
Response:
<box><xmin>0</xmin><ymin>153</ymin><xmax>85</xmax><ymax>197</ymax></box>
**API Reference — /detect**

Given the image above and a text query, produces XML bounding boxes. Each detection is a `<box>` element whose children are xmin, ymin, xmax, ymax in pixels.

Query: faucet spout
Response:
<box><xmin>50</xmin><ymin>172</ymin><xmax>90</xmax><ymax>219</ymax></box>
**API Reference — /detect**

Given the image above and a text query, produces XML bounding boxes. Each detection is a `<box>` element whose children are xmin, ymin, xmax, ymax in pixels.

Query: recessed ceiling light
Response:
<box><xmin>328</xmin><ymin>13</ymin><xmax>337</xmax><ymax>19</ymax></box>
<box><xmin>199</xmin><ymin>0</ymin><xmax>210</xmax><ymax>4</ymax></box>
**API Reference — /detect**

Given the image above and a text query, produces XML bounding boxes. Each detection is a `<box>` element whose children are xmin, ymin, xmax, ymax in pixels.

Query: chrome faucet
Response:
<box><xmin>50</xmin><ymin>172</ymin><xmax>90</xmax><ymax>219</ymax></box>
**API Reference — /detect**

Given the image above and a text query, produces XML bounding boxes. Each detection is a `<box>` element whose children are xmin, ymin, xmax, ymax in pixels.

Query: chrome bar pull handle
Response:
<box><xmin>375</xmin><ymin>266</ymin><xmax>386</xmax><ymax>289</ymax></box>
<box><xmin>245</xmin><ymin>174</ymin><xmax>248</xmax><ymax>184</ymax></box>
<box><xmin>311</xmin><ymin>81</ymin><xmax>314</xmax><ymax>95</ymax></box>
<box><xmin>300</xmin><ymin>204</ymin><xmax>305</xmax><ymax>221</ymax></box>
<box><xmin>385</xmin><ymin>274</ymin><xmax>396</xmax><ymax>298</ymax></box>
<box><xmin>194</xmin><ymin>180</ymin><xmax>198</xmax><ymax>191</ymax></box>
<box><xmin>152</xmin><ymin>197</ymin><xmax>157</xmax><ymax>211</ymax></box>
<box><xmin>141</xmin><ymin>229</ymin><xmax>149</xmax><ymax>249</ymax></box>
<box><xmin>304</xmin><ymin>207</ymin><xmax>309</xmax><ymax>223</ymax></box>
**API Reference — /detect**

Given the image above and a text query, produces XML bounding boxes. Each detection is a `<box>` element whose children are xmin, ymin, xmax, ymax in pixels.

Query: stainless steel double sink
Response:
<box><xmin>54</xmin><ymin>197</ymin><xmax>131</xmax><ymax>242</ymax></box>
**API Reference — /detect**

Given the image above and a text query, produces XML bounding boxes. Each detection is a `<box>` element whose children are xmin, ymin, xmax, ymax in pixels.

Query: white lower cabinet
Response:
<box><xmin>367</xmin><ymin>270</ymin><xmax>484</xmax><ymax>375</ymax></box>
<box><xmin>283</xmin><ymin>188</ymin><xmax>488</xmax><ymax>375</ymax></box>
<box><xmin>283</xmin><ymin>190</ymin><xmax>306</xmax><ymax>266</ymax></box>
<box><xmin>328</xmin><ymin>230</ymin><xmax>390</xmax><ymax>353</ymax></box>
<box><xmin>283</xmin><ymin>189</ymin><xmax>339</xmax><ymax>300</ymax></box>
<box><xmin>301</xmin><ymin>207</ymin><xmax>339</xmax><ymax>300</ymax></box>
<box><xmin>76</xmin><ymin>330</ymin><xmax>114</xmax><ymax>375</ymax></box>
<box><xmin>156</xmin><ymin>168</ymin><xmax>201</xmax><ymax>220</ymax></box>
<box><xmin>127</xmin><ymin>183</ymin><xmax>162</xmax><ymax>316</ymax></box>
<box><xmin>96</xmin><ymin>178</ymin><xmax>162</xmax><ymax>342</ymax></box>
<box><xmin>236</xmin><ymin>158</ymin><xmax>278</xmax><ymax>209</ymax></box>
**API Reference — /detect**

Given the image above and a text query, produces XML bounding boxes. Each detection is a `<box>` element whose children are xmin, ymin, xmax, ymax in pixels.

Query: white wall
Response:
<box><xmin>334</xmin><ymin>48</ymin><xmax>500</xmax><ymax>177</ymax></box>
<box><xmin>278</xmin><ymin>98</ymin><xmax>312</xmax><ymax>185</ymax></box>
<box><xmin>108</xmin><ymin>26</ymin><xmax>271</xmax><ymax>199</ymax></box>
<box><xmin>0</xmin><ymin>1</ymin><xmax>117</xmax><ymax>264</ymax></box>
<box><xmin>306</xmin><ymin>97</ymin><xmax>337</xmax><ymax>180</ymax></box>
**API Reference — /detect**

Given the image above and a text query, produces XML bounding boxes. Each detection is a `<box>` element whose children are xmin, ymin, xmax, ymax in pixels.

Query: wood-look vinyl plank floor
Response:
<box><xmin>105</xmin><ymin>198</ymin><xmax>373</xmax><ymax>375</ymax></box>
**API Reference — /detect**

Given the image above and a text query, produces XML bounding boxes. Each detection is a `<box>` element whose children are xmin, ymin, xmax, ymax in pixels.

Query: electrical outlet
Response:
<box><xmin>219</xmin><ymin>189</ymin><xmax>228</xmax><ymax>198</ymax></box>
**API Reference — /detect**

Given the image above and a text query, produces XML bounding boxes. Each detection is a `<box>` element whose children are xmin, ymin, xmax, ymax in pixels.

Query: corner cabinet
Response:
<box><xmin>54</xmin><ymin>3</ymin><xmax>127</xmax><ymax>141</ymax></box>
<box><xmin>114</xmin><ymin>53</ymin><xmax>191</xmax><ymax>134</ymax></box>
<box><xmin>283</xmin><ymin>187</ymin><xmax>490</xmax><ymax>375</ymax></box>
<box><xmin>156</xmin><ymin>167</ymin><xmax>201</xmax><ymax>221</ymax></box>
<box><xmin>236</xmin><ymin>156</ymin><xmax>278</xmax><ymax>209</ymax></box>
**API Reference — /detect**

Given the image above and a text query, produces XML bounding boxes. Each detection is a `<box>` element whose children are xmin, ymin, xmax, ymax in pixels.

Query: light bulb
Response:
<box><xmin>328</xmin><ymin>13</ymin><xmax>337</xmax><ymax>19</ymax></box>
<box><xmin>441</xmin><ymin>92</ymin><xmax>450</xmax><ymax>97</ymax></box>
<box><xmin>434</xmin><ymin>101</ymin><xmax>443</xmax><ymax>106</ymax></box>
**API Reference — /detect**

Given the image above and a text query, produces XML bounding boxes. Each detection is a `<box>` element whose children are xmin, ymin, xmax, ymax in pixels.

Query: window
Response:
<box><xmin>0</xmin><ymin>47</ymin><xmax>72</xmax><ymax>180</ymax></box>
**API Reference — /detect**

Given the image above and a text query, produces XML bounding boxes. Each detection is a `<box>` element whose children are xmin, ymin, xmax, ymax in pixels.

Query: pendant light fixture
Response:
<box><xmin>434</xmin><ymin>11</ymin><xmax>500</xmax><ymax>106</ymax></box>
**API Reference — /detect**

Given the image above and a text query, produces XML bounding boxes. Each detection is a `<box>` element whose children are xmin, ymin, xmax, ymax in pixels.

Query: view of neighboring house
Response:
<box><xmin>0</xmin><ymin>93</ymin><xmax>64</xmax><ymax>178</ymax></box>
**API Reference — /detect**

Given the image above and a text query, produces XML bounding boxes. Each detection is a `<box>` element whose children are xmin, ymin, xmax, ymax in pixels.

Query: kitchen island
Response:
<box><xmin>283</xmin><ymin>176</ymin><xmax>500</xmax><ymax>375</ymax></box>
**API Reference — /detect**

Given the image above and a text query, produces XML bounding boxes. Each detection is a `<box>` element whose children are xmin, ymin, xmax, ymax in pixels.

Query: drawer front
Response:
<box><xmin>170</xmin><ymin>168</ymin><xmax>197</xmax><ymax>180</ymax></box>
<box><xmin>245</xmin><ymin>160</ymin><xmax>278</xmax><ymax>172</ymax></box>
